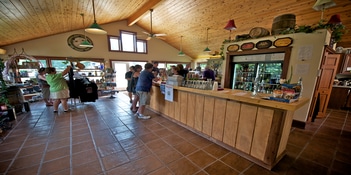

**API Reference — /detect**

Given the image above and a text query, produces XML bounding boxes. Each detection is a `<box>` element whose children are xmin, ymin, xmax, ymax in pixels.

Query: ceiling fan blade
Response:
<box><xmin>154</xmin><ymin>33</ymin><xmax>167</xmax><ymax>37</ymax></box>
<box><xmin>143</xmin><ymin>31</ymin><xmax>150</xmax><ymax>35</ymax></box>
<box><xmin>156</xmin><ymin>36</ymin><xmax>166</xmax><ymax>40</ymax></box>
<box><xmin>146</xmin><ymin>36</ymin><xmax>152</xmax><ymax>40</ymax></box>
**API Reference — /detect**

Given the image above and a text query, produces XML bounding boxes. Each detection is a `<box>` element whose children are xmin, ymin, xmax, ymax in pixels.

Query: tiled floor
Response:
<box><xmin>0</xmin><ymin>92</ymin><xmax>350</xmax><ymax>175</ymax></box>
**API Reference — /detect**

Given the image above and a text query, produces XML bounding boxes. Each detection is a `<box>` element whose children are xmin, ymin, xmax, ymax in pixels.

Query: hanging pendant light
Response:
<box><xmin>80</xmin><ymin>13</ymin><xmax>94</xmax><ymax>47</ymax></box>
<box><xmin>203</xmin><ymin>28</ymin><xmax>211</xmax><ymax>52</ymax></box>
<box><xmin>85</xmin><ymin>0</ymin><xmax>107</xmax><ymax>34</ymax></box>
<box><xmin>178</xmin><ymin>36</ymin><xmax>185</xmax><ymax>56</ymax></box>
<box><xmin>224</xmin><ymin>19</ymin><xmax>237</xmax><ymax>40</ymax></box>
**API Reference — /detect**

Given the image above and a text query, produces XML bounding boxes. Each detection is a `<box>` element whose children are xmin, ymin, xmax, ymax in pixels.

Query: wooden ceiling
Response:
<box><xmin>0</xmin><ymin>0</ymin><xmax>350</xmax><ymax>59</ymax></box>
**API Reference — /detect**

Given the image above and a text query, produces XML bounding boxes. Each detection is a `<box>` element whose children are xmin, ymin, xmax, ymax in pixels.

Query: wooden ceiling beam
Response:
<box><xmin>127</xmin><ymin>0</ymin><xmax>162</xmax><ymax>26</ymax></box>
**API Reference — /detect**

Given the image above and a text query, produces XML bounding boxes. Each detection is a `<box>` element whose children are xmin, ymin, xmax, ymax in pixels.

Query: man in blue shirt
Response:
<box><xmin>134</xmin><ymin>63</ymin><xmax>158</xmax><ymax>119</ymax></box>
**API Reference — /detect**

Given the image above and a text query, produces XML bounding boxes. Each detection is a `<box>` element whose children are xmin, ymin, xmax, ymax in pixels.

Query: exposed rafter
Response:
<box><xmin>127</xmin><ymin>0</ymin><xmax>162</xmax><ymax>26</ymax></box>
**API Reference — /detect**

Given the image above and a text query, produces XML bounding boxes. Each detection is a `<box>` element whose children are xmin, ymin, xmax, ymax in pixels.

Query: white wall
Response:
<box><xmin>223</xmin><ymin>29</ymin><xmax>330</xmax><ymax>122</ymax></box>
<box><xmin>1</xmin><ymin>20</ymin><xmax>192</xmax><ymax>67</ymax></box>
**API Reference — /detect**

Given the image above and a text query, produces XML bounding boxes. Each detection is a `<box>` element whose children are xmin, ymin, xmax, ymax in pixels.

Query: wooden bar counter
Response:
<box><xmin>149</xmin><ymin>84</ymin><xmax>309</xmax><ymax>170</ymax></box>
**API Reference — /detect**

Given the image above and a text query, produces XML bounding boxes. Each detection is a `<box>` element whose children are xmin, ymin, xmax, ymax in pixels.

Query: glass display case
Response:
<box><xmin>232</xmin><ymin>51</ymin><xmax>287</xmax><ymax>93</ymax></box>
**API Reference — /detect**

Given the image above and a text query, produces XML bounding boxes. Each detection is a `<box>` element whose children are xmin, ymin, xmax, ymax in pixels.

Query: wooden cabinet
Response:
<box><xmin>328</xmin><ymin>87</ymin><xmax>350</xmax><ymax>109</ymax></box>
<box><xmin>308</xmin><ymin>46</ymin><xmax>340</xmax><ymax>121</ymax></box>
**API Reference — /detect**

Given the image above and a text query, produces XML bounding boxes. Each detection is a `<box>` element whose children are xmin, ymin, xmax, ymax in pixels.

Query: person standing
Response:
<box><xmin>45</xmin><ymin>66</ymin><xmax>72</xmax><ymax>113</ymax></box>
<box><xmin>130</xmin><ymin>64</ymin><xmax>142</xmax><ymax>112</ymax></box>
<box><xmin>152</xmin><ymin>61</ymin><xmax>159</xmax><ymax>77</ymax></box>
<box><xmin>203</xmin><ymin>65</ymin><xmax>216</xmax><ymax>81</ymax></box>
<box><xmin>36</xmin><ymin>67</ymin><xmax>53</xmax><ymax>106</ymax></box>
<box><xmin>125</xmin><ymin>66</ymin><xmax>135</xmax><ymax>103</ymax></box>
<box><xmin>134</xmin><ymin>63</ymin><xmax>158</xmax><ymax>119</ymax></box>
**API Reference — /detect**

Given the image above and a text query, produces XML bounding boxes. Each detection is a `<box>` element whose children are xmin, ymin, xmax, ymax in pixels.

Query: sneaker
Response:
<box><xmin>138</xmin><ymin>114</ymin><xmax>151</xmax><ymax>119</ymax></box>
<box><xmin>134</xmin><ymin>112</ymin><xmax>139</xmax><ymax>117</ymax></box>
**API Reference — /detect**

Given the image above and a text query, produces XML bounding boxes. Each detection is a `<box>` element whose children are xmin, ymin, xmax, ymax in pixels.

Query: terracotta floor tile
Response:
<box><xmin>203</xmin><ymin>143</ymin><xmax>230</xmax><ymax>158</ymax></box>
<box><xmin>101</xmin><ymin>151</ymin><xmax>130</xmax><ymax>171</ymax></box>
<box><xmin>72</xmin><ymin>160</ymin><xmax>103</xmax><ymax>175</ymax></box>
<box><xmin>72</xmin><ymin>149</ymin><xmax>99</xmax><ymax>166</ymax></box>
<box><xmin>204</xmin><ymin>160</ymin><xmax>239</xmax><ymax>175</ymax></box>
<box><xmin>220</xmin><ymin>152</ymin><xmax>253</xmax><ymax>172</ymax></box>
<box><xmin>0</xmin><ymin>94</ymin><xmax>350</xmax><ymax>174</ymax></box>
<box><xmin>133</xmin><ymin>155</ymin><xmax>164</xmax><ymax>174</ymax></box>
<box><xmin>187</xmin><ymin>150</ymin><xmax>216</xmax><ymax>168</ymax></box>
<box><xmin>97</xmin><ymin>141</ymin><xmax>124</xmax><ymax>157</ymax></box>
<box><xmin>44</xmin><ymin>146</ymin><xmax>70</xmax><ymax>162</ymax></box>
<box><xmin>125</xmin><ymin>145</ymin><xmax>152</xmax><ymax>161</ymax></box>
<box><xmin>154</xmin><ymin>146</ymin><xmax>183</xmax><ymax>164</ymax></box>
<box><xmin>168</xmin><ymin>157</ymin><xmax>200</xmax><ymax>175</ymax></box>
<box><xmin>39</xmin><ymin>156</ymin><xmax>70</xmax><ymax>174</ymax></box>
<box><xmin>173</xmin><ymin>141</ymin><xmax>198</xmax><ymax>156</ymax></box>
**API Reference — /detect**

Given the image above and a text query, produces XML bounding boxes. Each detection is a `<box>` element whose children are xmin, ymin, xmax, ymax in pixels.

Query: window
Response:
<box><xmin>121</xmin><ymin>31</ymin><xmax>135</xmax><ymax>52</ymax></box>
<box><xmin>108</xmin><ymin>30</ymin><xmax>147</xmax><ymax>53</ymax></box>
<box><xmin>109</xmin><ymin>36</ymin><xmax>120</xmax><ymax>51</ymax></box>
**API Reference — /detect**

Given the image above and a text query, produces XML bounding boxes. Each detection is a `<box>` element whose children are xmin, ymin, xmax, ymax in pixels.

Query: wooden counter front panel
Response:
<box><xmin>236</xmin><ymin>104</ymin><xmax>258</xmax><ymax>154</ymax></box>
<box><xmin>194</xmin><ymin>95</ymin><xmax>205</xmax><ymax>131</ymax></box>
<box><xmin>202</xmin><ymin>96</ymin><xmax>215</xmax><ymax>136</ymax></box>
<box><xmin>186</xmin><ymin>93</ymin><xmax>196</xmax><ymax>128</ymax></box>
<box><xmin>212</xmin><ymin>98</ymin><xmax>227</xmax><ymax>141</ymax></box>
<box><xmin>180</xmin><ymin>92</ymin><xmax>188</xmax><ymax>124</ymax></box>
<box><xmin>250</xmin><ymin>108</ymin><xmax>274</xmax><ymax>161</ymax></box>
<box><xmin>223</xmin><ymin>101</ymin><xmax>240</xmax><ymax>147</ymax></box>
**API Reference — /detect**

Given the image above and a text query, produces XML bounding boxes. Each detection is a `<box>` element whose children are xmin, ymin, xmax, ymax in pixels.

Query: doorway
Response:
<box><xmin>111</xmin><ymin>61</ymin><xmax>147</xmax><ymax>91</ymax></box>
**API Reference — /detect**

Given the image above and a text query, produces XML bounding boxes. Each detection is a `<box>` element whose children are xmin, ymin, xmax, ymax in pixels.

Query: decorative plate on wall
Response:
<box><xmin>241</xmin><ymin>42</ymin><xmax>255</xmax><ymax>51</ymax></box>
<box><xmin>256</xmin><ymin>40</ymin><xmax>273</xmax><ymax>49</ymax></box>
<box><xmin>227</xmin><ymin>44</ymin><xmax>240</xmax><ymax>52</ymax></box>
<box><xmin>67</xmin><ymin>34</ymin><xmax>93</xmax><ymax>52</ymax></box>
<box><xmin>273</xmin><ymin>37</ymin><xmax>293</xmax><ymax>47</ymax></box>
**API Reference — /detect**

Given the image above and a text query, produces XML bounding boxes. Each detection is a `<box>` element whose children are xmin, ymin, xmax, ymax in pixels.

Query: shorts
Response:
<box><xmin>136</xmin><ymin>91</ymin><xmax>150</xmax><ymax>106</ymax></box>
<box><xmin>50</xmin><ymin>89</ymin><xmax>70</xmax><ymax>99</ymax></box>
<box><xmin>41</xmin><ymin>87</ymin><xmax>50</xmax><ymax>100</ymax></box>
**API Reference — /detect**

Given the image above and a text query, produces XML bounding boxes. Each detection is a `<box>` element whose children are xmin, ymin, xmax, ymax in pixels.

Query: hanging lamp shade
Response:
<box><xmin>203</xmin><ymin>47</ymin><xmax>211</xmax><ymax>52</ymax></box>
<box><xmin>224</xmin><ymin>19</ymin><xmax>237</xmax><ymax>30</ymax></box>
<box><xmin>203</xmin><ymin>28</ymin><xmax>211</xmax><ymax>52</ymax></box>
<box><xmin>312</xmin><ymin>0</ymin><xmax>336</xmax><ymax>11</ymax></box>
<box><xmin>85</xmin><ymin>0</ymin><xmax>107</xmax><ymax>34</ymax></box>
<box><xmin>178</xmin><ymin>36</ymin><xmax>185</xmax><ymax>56</ymax></box>
<box><xmin>80</xmin><ymin>13</ymin><xmax>94</xmax><ymax>47</ymax></box>
<box><xmin>80</xmin><ymin>40</ymin><xmax>94</xmax><ymax>47</ymax></box>
<box><xmin>327</xmin><ymin>14</ymin><xmax>342</xmax><ymax>24</ymax></box>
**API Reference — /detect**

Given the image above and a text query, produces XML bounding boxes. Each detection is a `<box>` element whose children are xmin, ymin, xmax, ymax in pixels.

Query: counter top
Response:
<box><xmin>333</xmin><ymin>85</ymin><xmax>351</xmax><ymax>88</ymax></box>
<box><xmin>155</xmin><ymin>83</ymin><xmax>309</xmax><ymax>111</ymax></box>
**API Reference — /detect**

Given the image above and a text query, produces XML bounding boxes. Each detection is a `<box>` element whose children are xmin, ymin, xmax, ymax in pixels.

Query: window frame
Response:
<box><xmin>107</xmin><ymin>30</ymin><xmax>148</xmax><ymax>54</ymax></box>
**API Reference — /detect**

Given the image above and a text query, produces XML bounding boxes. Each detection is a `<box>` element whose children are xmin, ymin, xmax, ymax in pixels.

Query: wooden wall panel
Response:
<box><xmin>223</xmin><ymin>101</ymin><xmax>240</xmax><ymax>147</ymax></box>
<box><xmin>194</xmin><ymin>95</ymin><xmax>205</xmax><ymax>132</ymax></box>
<box><xmin>186</xmin><ymin>93</ymin><xmax>196</xmax><ymax>127</ymax></box>
<box><xmin>180</xmin><ymin>91</ymin><xmax>188</xmax><ymax>124</ymax></box>
<box><xmin>172</xmin><ymin>90</ymin><xmax>179</xmax><ymax>120</ymax></box>
<box><xmin>236</xmin><ymin>104</ymin><xmax>258</xmax><ymax>154</ymax></box>
<box><xmin>250</xmin><ymin>107</ymin><xmax>274</xmax><ymax>161</ymax></box>
<box><xmin>212</xmin><ymin>98</ymin><xmax>227</xmax><ymax>141</ymax></box>
<box><xmin>202</xmin><ymin>96</ymin><xmax>214</xmax><ymax>136</ymax></box>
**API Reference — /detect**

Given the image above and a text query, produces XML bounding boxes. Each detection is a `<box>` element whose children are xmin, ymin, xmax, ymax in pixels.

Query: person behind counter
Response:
<box><xmin>177</xmin><ymin>64</ymin><xmax>189</xmax><ymax>78</ymax></box>
<box><xmin>152</xmin><ymin>61</ymin><xmax>159</xmax><ymax>77</ymax></box>
<box><xmin>36</xmin><ymin>67</ymin><xmax>53</xmax><ymax>106</ymax></box>
<box><xmin>45</xmin><ymin>66</ymin><xmax>72</xmax><ymax>113</ymax></box>
<box><xmin>134</xmin><ymin>63</ymin><xmax>159</xmax><ymax>119</ymax></box>
<box><xmin>203</xmin><ymin>65</ymin><xmax>215</xmax><ymax>81</ymax></box>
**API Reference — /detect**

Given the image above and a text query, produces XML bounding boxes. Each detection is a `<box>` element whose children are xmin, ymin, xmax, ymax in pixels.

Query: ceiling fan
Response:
<box><xmin>143</xmin><ymin>9</ymin><xmax>166</xmax><ymax>40</ymax></box>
